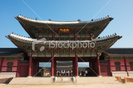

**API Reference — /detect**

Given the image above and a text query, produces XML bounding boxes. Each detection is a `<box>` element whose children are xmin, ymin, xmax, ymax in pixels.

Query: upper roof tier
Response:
<box><xmin>15</xmin><ymin>15</ymin><xmax>113</xmax><ymax>39</ymax></box>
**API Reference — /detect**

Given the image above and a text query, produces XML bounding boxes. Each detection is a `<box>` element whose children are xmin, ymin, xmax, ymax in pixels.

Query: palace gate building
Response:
<box><xmin>0</xmin><ymin>15</ymin><xmax>133</xmax><ymax>77</ymax></box>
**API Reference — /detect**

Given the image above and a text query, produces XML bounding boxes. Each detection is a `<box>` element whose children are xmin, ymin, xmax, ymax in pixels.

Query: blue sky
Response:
<box><xmin>0</xmin><ymin>0</ymin><xmax>133</xmax><ymax>48</ymax></box>
<box><xmin>39</xmin><ymin>62</ymin><xmax>89</xmax><ymax>68</ymax></box>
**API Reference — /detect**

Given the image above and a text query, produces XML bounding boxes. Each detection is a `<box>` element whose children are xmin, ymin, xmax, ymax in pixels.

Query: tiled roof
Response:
<box><xmin>106</xmin><ymin>48</ymin><xmax>133</xmax><ymax>55</ymax></box>
<box><xmin>0</xmin><ymin>48</ymin><xmax>23</xmax><ymax>56</ymax></box>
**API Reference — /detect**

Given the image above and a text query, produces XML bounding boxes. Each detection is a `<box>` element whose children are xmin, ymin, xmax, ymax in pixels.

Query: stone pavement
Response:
<box><xmin>0</xmin><ymin>83</ymin><xmax>133</xmax><ymax>88</ymax></box>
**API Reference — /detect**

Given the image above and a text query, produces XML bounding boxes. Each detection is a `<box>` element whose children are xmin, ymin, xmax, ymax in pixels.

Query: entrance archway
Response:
<box><xmin>56</xmin><ymin>61</ymin><xmax>73</xmax><ymax>76</ymax></box>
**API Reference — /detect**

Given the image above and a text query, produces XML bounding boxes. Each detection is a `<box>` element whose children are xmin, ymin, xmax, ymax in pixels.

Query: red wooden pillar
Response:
<box><xmin>72</xmin><ymin>59</ymin><xmax>75</xmax><ymax>76</ymax></box>
<box><xmin>16</xmin><ymin>58</ymin><xmax>20</xmax><ymax>77</ymax></box>
<box><xmin>75</xmin><ymin>55</ymin><xmax>78</xmax><ymax>76</ymax></box>
<box><xmin>108</xmin><ymin>59</ymin><xmax>111</xmax><ymax>76</ymax></box>
<box><xmin>0</xmin><ymin>59</ymin><xmax>3</xmax><ymax>72</ymax></box>
<box><xmin>97</xmin><ymin>55</ymin><xmax>101</xmax><ymax>76</ymax></box>
<box><xmin>54</xmin><ymin>58</ymin><xmax>56</xmax><ymax>76</ymax></box>
<box><xmin>51</xmin><ymin>56</ymin><xmax>55</xmax><ymax>76</ymax></box>
<box><xmin>124</xmin><ymin>57</ymin><xmax>129</xmax><ymax>76</ymax></box>
<box><xmin>28</xmin><ymin>54</ymin><xmax>32</xmax><ymax>76</ymax></box>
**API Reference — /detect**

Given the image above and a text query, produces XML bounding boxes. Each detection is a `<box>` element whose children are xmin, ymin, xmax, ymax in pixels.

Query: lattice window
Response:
<box><xmin>128</xmin><ymin>57</ymin><xmax>133</xmax><ymax>60</ymax></box>
<box><xmin>129</xmin><ymin>62</ymin><xmax>133</xmax><ymax>65</ymax></box>
<box><xmin>130</xmin><ymin>67</ymin><xmax>133</xmax><ymax>71</ymax></box>
<box><xmin>115</xmin><ymin>62</ymin><xmax>121</xmax><ymax>71</ymax></box>
<box><xmin>7</xmin><ymin>67</ymin><xmax>12</xmax><ymax>71</ymax></box>
<box><xmin>7</xmin><ymin>62</ymin><xmax>13</xmax><ymax>71</ymax></box>
<box><xmin>129</xmin><ymin>62</ymin><xmax>133</xmax><ymax>71</ymax></box>
<box><xmin>7</xmin><ymin>62</ymin><xmax>13</xmax><ymax>66</ymax></box>
<box><xmin>115</xmin><ymin>62</ymin><xmax>120</xmax><ymax>65</ymax></box>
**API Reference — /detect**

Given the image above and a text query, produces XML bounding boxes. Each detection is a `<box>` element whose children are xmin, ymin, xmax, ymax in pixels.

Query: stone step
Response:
<box><xmin>9</xmin><ymin>77</ymin><xmax>120</xmax><ymax>85</ymax></box>
<box><xmin>112</xmin><ymin>71</ymin><xmax>128</xmax><ymax>77</ymax></box>
<box><xmin>0</xmin><ymin>72</ymin><xmax>16</xmax><ymax>74</ymax></box>
<box><xmin>54</xmin><ymin>77</ymin><xmax>74</xmax><ymax>83</ymax></box>
<box><xmin>76</xmin><ymin>77</ymin><xmax>120</xmax><ymax>84</ymax></box>
<box><xmin>0</xmin><ymin>72</ymin><xmax>16</xmax><ymax>78</ymax></box>
<box><xmin>128</xmin><ymin>71</ymin><xmax>133</xmax><ymax>78</ymax></box>
<box><xmin>9</xmin><ymin>77</ymin><xmax>52</xmax><ymax>85</ymax></box>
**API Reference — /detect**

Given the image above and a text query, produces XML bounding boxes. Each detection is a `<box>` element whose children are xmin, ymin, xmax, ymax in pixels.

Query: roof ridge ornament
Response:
<box><xmin>97</xmin><ymin>33</ymin><xmax>120</xmax><ymax>39</ymax></box>
<box><xmin>48</xmin><ymin>19</ymin><xmax>51</xmax><ymax>21</ymax></box>
<box><xmin>77</xmin><ymin>19</ymin><xmax>81</xmax><ymax>21</ymax></box>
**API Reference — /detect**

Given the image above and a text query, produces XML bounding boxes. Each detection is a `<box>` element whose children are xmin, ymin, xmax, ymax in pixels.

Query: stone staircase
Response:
<box><xmin>128</xmin><ymin>71</ymin><xmax>133</xmax><ymax>78</ymax></box>
<box><xmin>77</xmin><ymin>77</ymin><xmax>120</xmax><ymax>84</ymax></box>
<box><xmin>53</xmin><ymin>77</ymin><xmax>76</xmax><ymax>84</ymax></box>
<box><xmin>9</xmin><ymin>77</ymin><xmax>120</xmax><ymax>85</ymax></box>
<box><xmin>0</xmin><ymin>72</ymin><xmax>16</xmax><ymax>78</ymax></box>
<box><xmin>112</xmin><ymin>71</ymin><xmax>128</xmax><ymax>77</ymax></box>
<box><xmin>9</xmin><ymin>77</ymin><xmax>52</xmax><ymax>85</ymax></box>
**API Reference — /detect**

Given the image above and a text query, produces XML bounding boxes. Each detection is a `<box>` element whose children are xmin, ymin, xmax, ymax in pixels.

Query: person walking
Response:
<box><xmin>85</xmin><ymin>70</ymin><xmax>88</xmax><ymax>77</ymax></box>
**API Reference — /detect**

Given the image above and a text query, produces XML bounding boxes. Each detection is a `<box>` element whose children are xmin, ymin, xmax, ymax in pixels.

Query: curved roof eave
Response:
<box><xmin>15</xmin><ymin>15</ymin><xmax>113</xmax><ymax>25</ymax></box>
<box><xmin>6</xmin><ymin>33</ymin><xmax>121</xmax><ymax>45</ymax></box>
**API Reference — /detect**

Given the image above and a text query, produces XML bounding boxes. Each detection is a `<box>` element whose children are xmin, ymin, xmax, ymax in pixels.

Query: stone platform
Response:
<box><xmin>9</xmin><ymin>77</ymin><xmax>119</xmax><ymax>85</ymax></box>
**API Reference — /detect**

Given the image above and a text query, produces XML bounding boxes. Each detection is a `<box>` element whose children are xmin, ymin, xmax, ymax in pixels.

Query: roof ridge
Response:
<box><xmin>109</xmin><ymin>48</ymin><xmax>133</xmax><ymax>49</ymax></box>
<box><xmin>16</xmin><ymin>15</ymin><xmax>113</xmax><ymax>23</ymax></box>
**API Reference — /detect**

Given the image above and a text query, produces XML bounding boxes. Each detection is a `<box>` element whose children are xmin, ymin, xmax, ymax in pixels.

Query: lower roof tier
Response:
<box><xmin>6</xmin><ymin>34</ymin><xmax>121</xmax><ymax>57</ymax></box>
<box><xmin>15</xmin><ymin>15</ymin><xmax>113</xmax><ymax>39</ymax></box>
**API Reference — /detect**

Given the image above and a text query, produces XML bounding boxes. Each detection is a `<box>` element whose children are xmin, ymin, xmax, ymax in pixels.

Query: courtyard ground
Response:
<box><xmin>0</xmin><ymin>83</ymin><xmax>133</xmax><ymax>88</ymax></box>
